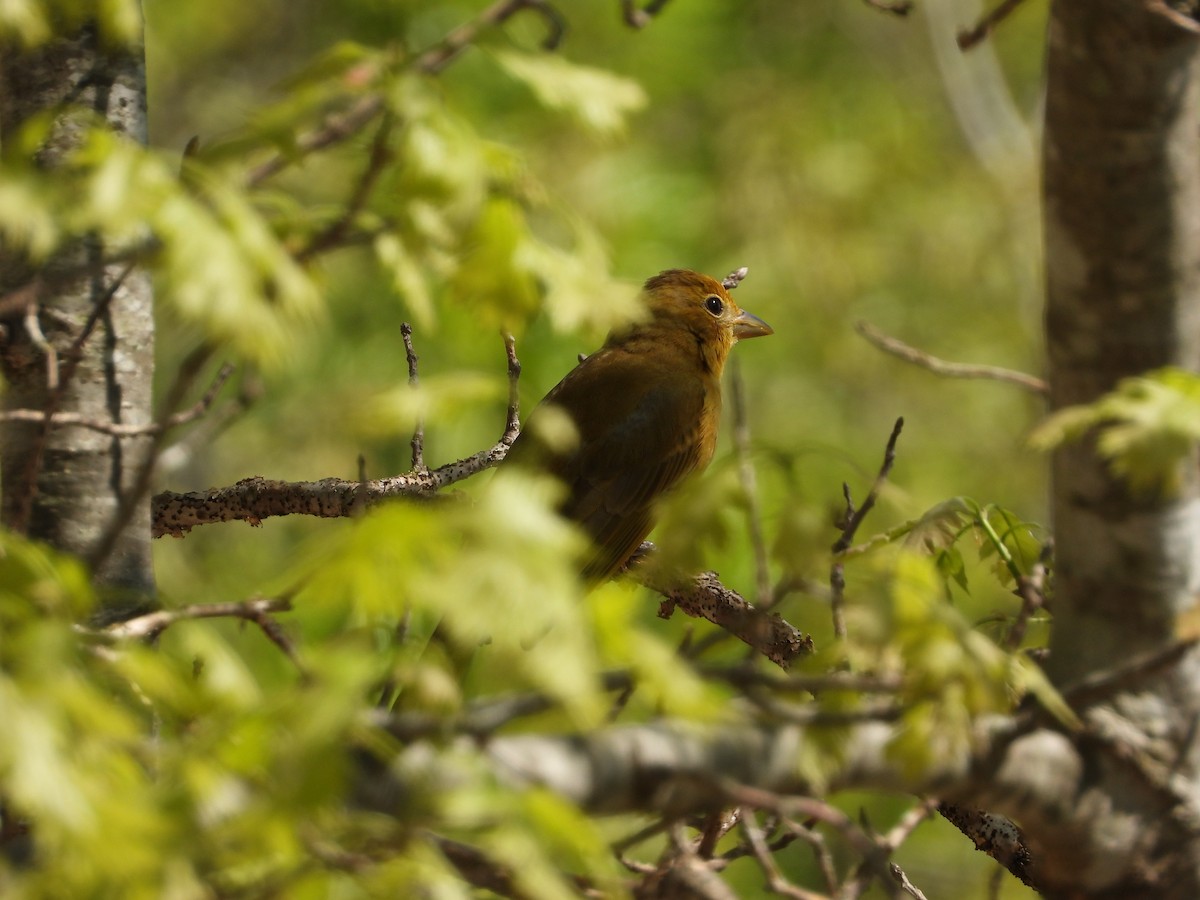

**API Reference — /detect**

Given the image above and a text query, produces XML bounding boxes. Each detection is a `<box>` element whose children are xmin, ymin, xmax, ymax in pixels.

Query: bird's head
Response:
<box><xmin>633</xmin><ymin>269</ymin><xmax>773</xmax><ymax>375</ymax></box>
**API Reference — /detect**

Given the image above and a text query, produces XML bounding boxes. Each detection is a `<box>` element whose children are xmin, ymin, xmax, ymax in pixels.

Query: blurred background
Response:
<box><xmin>144</xmin><ymin>1</ymin><xmax>1047</xmax><ymax>895</ymax></box>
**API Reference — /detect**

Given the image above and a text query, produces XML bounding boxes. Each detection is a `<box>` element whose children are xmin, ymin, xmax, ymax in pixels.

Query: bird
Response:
<box><xmin>503</xmin><ymin>268</ymin><xmax>773</xmax><ymax>581</ymax></box>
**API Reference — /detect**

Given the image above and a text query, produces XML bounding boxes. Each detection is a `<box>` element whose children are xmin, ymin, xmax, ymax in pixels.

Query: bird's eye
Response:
<box><xmin>704</xmin><ymin>295</ymin><xmax>724</xmax><ymax>316</ymax></box>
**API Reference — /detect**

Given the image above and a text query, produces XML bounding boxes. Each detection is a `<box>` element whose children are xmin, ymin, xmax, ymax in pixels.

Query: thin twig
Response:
<box><xmin>639</xmin><ymin>558</ymin><xmax>815</xmax><ymax>670</ymax></box>
<box><xmin>830</xmin><ymin>418</ymin><xmax>904</xmax><ymax>639</ymax></box>
<box><xmin>158</xmin><ymin>371</ymin><xmax>263</xmax><ymax>476</ymax></box>
<box><xmin>152</xmin><ymin>335</ymin><xmax>522</xmax><ymax>537</ymax></box>
<box><xmin>295</xmin><ymin>112</ymin><xmax>395</xmax><ymax>263</ymax></box>
<box><xmin>88</xmin><ymin>345</ymin><xmax>216</xmax><ymax>572</ymax></box>
<box><xmin>418</xmin><ymin>0</ymin><xmax>566</xmax><ymax>73</ymax></box>
<box><xmin>94</xmin><ymin>595</ymin><xmax>303</xmax><ymax>672</ymax></box>
<box><xmin>957</xmin><ymin>0</ymin><xmax>1031</xmax><ymax>50</ymax></box>
<box><xmin>729</xmin><ymin>359</ymin><xmax>771</xmax><ymax>609</ymax></box>
<box><xmin>891</xmin><ymin>863</ymin><xmax>930</xmax><ymax>900</ymax></box>
<box><xmin>0</xmin><ymin>363</ymin><xmax>234</xmax><ymax>436</ymax></box>
<box><xmin>855</xmin><ymin>320</ymin><xmax>1047</xmax><ymax>394</ymax></box>
<box><xmin>739</xmin><ymin>809</ymin><xmax>821</xmax><ymax>900</ymax></box>
<box><xmin>782</xmin><ymin>821</ymin><xmax>838</xmax><ymax>894</ymax></box>
<box><xmin>620</xmin><ymin>0</ymin><xmax>669</xmax><ymax>28</ymax></box>
<box><xmin>23</xmin><ymin>302</ymin><xmax>58</xmax><ymax>390</ymax></box>
<box><xmin>1003</xmin><ymin>540</ymin><xmax>1051</xmax><ymax>649</ymax></box>
<box><xmin>841</xmin><ymin>799</ymin><xmax>937</xmax><ymax>899</ymax></box>
<box><xmin>247</xmin><ymin>2</ymin><xmax>565</xmax><ymax>186</ymax></box>
<box><xmin>700</xmin><ymin>665</ymin><xmax>903</xmax><ymax>695</ymax></box>
<box><xmin>1058</xmin><ymin>637</ymin><xmax>1200</xmax><ymax>709</ymax></box>
<box><xmin>246</xmin><ymin>95</ymin><xmax>385</xmax><ymax>187</ymax></box>
<box><xmin>696</xmin><ymin>809</ymin><xmax>740</xmax><ymax>860</ymax></box>
<box><xmin>401</xmin><ymin>322</ymin><xmax>425</xmax><ymax>471</ymax></box>
<box><xmin>863</xmin><ymin>0</ymin><xmax>913</xmax><ymax>15</ymax></box>
<box><xmin>502</xmin><ymin>331</ymin><xmax>522</xmax><ymax>444</ymax></box>
<box><xmin>8</xmin><ymin>262</ymin><xmax>137</xmax><ymax>535</ymax></box>
<box><xmin>721</xmin><ymin>266</ymin><xmax>749</xmax><ymax>291</ymax></box>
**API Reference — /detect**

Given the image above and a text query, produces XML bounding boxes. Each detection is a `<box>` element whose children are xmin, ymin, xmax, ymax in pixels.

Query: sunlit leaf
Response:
<box><xmin>1030</xmin><ymin>367</ymin><xmax>1200</xmax><ymax>494</ymax></box>
<box><xmin>491</xmin><ymin>49</ymin><xmax>647</xmax><ymax>137</ymax></box>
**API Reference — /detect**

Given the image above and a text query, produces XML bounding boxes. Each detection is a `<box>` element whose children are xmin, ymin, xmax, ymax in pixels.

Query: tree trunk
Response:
<box><xmin>1041</xmin><ymin>0</ymin><xmax>1200</xmax><ymax>894</ymax></box>
<box><xmin>0</xmin><ymin>21</ymin><xmax>156</xmax><ymax>621</ymax></box>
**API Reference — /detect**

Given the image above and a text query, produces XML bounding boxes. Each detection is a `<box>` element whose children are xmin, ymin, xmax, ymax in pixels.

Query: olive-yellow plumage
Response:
<box><xmin>505</xmin><ymin>269</ymin><xmax>773</xmax><ymax>581</ymax></box>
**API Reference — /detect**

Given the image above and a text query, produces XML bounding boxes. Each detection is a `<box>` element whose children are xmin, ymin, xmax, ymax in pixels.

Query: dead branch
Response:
<box><xmin>855</xmin><ymin>320</ymin><xmax>1047</xmax><ymax>394</ymax></box>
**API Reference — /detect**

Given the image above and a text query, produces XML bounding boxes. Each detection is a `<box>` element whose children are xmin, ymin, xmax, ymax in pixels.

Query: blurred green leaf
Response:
<box><xmin>1030</xmin><ymin>367</ymin><xmax>1200</xmax><ymax>494</ymax></box>
<box><xmin>491</xmin><ymin>49</ymin><xmax>647</xmax><ymax>137</ymax></box>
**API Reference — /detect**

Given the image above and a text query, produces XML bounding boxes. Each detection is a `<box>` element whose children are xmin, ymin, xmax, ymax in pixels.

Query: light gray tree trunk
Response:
<box><xmin>1041</xmin><ymin>0</ymin><xmax>1200</xmax><ymax>894</ymax></box>
<box><xmin>0</xmin><ymin>20</ymin><xmax>156</xmax><ymax>621</ymax></box>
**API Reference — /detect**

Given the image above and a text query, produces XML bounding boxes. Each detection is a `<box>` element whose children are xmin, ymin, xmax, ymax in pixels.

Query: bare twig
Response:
<box><xmin>1003</xmin><ymin>540</ymin><xmax>1051</xmax><ymax>649</ymax></box>
<box><xmin>401</xmin><ymin>322</ymin><xmax>425</xmax><ymax>471</ymax></box>
<box><xmin>23</xmin><ymin>302</ymin><xmax>58</xmax><ymax>390</ymax></box>
<box><xmin>247</xmin><ymin>2</ymin><xmax>567</xmax><ymax>186</ymax></box>
<box><xmin>841</xmin><ymin>799</ymin><xmax>937</xmax><ymax>899</ymax></box>
<box><xmin>700</xmin><ymin>665</ymin><xmax>903</xmax><ymax>696</ymax></box>
<box><xmin>418</xmin><ymin>0</ymin><xmax>566</xmax><ymax>73</ymax></box>
<box><xmin>830</xmin><ymin>418</ymin><xmax>904</xmax><ymax>639</ymax></box>
<box><xmin>696</xmin><ymin>809</ymin><xmax>741</xmax><ymax>859</ymax></box>
<box><xmin>1057</xmin><ymin>637</ymin><xmax>1200</xmax><ymax>709</ymax></box>
<box><xmin>383</xmin><ymin>670</ymin><xmax>635</xmax><ymax>741</ymax></box>
<box><xmin>739</xmin><ymin>810</ymin><xmax>821</xmax><ymax>900</ymax></box>
<box><xmin>153</xmin><ymin>334</ymin><xmax>522</xmax><ymax>537</ymax></box>
<box><xmin>426</xmin><ymin>834</ymin><xmax>526</xmax><ymax>898</ymax></box>
<box><xmin>891</xmin><ymin>863</ymin><xmax>930</xmax><ymax>900</ymax></box>
<box><xmin>502</xmin><ymin>331</ymin><xmax>522</xmax><ymax>443</ymax></box>
<box><xmin>246</xmin><ymin>95</ymin><xmax>385</xmax><ymax>187</ymax></box>
<box><xmin>158</xmin><ymin>371</ymin><xmax>263</xmax><ymax>476</ymax></box>
<box><xmin>957</xmin><ymin>0</ymin><xmax>1031</xmax><ymax>50</ymax></box>
<box><xmin>88</xmin><ymin>344</ymin><xmax>216</xmax><ymax>571</ymax></box>
<box><xmin>94</xmin><ymin>595</ymin><xmax>302</xmax><ymax>671</ymax></box>
<box><xmin>0</xmin><ymin>363</ymin><xmax>234</xmax><ymax>436</ymax></box>
<box><xmin>636</xmin><ymin>555</ymin><xmax>814</xmax><ymax>670</ymax></box>
<box><xmin>8</xmin><ymin>261</ymin><xmax>138</xmax><ymax>535</ymax></box>
<box><xmin>863</xmin><ymin>0</ymin><xmax>914</xmax><ymax>15</ymax></box>
<box><xmin>294</xmin><ymin>112</ymin><xmax>395</xmax><ymax>263</ymax></box>
<box><xmin>729</xmin><ymin>359</ymin><xmax>771</xmax><ymax>609</ymax></box>
<box><xmin>721</xmin><ymin>266</ymin><xmax>749</xmax><ymax>291</ymax></box>
<box><xmin>855</xmin><ymin>320</ymin><xmax>1047</xmax><ymax>394</ymax></box>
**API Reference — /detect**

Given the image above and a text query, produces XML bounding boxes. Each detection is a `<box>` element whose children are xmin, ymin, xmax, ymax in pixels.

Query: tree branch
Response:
<box><xmin>153</xmin><ymin>332</ymin><xmax>521</xmax><ymax>537</ymax></box>
<box><xmin>957</xmin><ymin>0</ymin><xmax>1032</xmax><ymax>51</ymax></box>
<box><xmin>629</xmin><ymin>553</ymin><xmax>814</xmax><ymax>670</ymax></box>
<box><xmin>830</xmin><ymin>417</ymin><xmax>903</xmax><ymax>639</ymax></box>
<box><xmin>0</xmin><ymin>363</ymin><xmax>233</xmax><ymax>436</ymax></box>
<box><xmin>855</xmin><ymin>320</ymin><xmax>1047</xmax><ymax>394</ymax></box>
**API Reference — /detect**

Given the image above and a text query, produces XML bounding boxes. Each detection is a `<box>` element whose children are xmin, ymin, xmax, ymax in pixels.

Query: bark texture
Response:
<box><xmin>1042</xmin><ymin>0</ymin><xmax>1200</xmax><ymax>894</ymax></box>
<box><xmin>0</xmin><ymin>23</ymin><xmax>156</xmax><ymax>620</ymax></box>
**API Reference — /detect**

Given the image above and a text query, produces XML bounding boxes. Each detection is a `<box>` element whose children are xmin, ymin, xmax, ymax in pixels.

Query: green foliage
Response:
<box><xmin>1030</xmin><ymin>367</ymin><xmax>1200</xmax><ymax>494</ymax></box>
<box><xmin>0</xmin><ymin>119</ymin><xmax>320</xmax><ymax>368</ymax></box>
<box><xmin>4</xmin><ymin>0</ymin><xmax>1056</xmax><ymax>895</ymax></box>
<box><xmin>0</xmin><ymin>486</ymin><xmax>647</xmax><ymax>896</ymax></box>
<box><xmin>0</xmin><ymin>0</ymin><xmax>140</xmax><ymax>46</ymax></box>
<box><xmin>839</xmin><ymin>547</ymin><xmax>1071</xmax><ymax>780</ymax></box>
<box><xmin>490</xmin><ymin>49</ymin><xmax>648</xmax><ymax>137</ymax></box>
<box><xmin>839</xmin><ymin>496</ymin><xmax>1046</xmax><ymax>599</ymax></box>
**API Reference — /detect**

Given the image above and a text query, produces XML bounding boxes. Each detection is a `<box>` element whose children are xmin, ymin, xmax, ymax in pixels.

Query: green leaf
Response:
<box><xmin>1030</xmin><ymin>367</ymin><xmax>1200</xmax><ymax>494</ymax></box>
<box><xmin>491</xmin><ymin>50</ymin><xmax>647</xmax><ymax>137</ymax></box>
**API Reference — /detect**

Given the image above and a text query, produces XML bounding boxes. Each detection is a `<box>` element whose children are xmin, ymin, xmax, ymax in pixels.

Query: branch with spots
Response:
<box><xmin>152</xmin><ymin>330</ymin><xmax>521</xmax><ymax>538</ymax></box>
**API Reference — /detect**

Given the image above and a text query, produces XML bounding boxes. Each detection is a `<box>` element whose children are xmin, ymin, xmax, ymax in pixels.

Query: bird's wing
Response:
<box><xmin>536</xmin><ymin>350</ymin><xmax>714</xmax><ymax>579</ymax></box>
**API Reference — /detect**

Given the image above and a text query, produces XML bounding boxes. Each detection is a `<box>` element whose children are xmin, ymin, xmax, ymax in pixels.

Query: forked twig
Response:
<box><xmin>830</xmin><ymin>418</ymin><xmax>904</xmax><ymax>638</ymax></box>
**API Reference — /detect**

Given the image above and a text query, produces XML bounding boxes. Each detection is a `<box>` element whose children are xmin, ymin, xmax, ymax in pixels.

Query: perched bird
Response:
<box><xmin>505</xmin><ymin>268</ymin><xmax>773</xmax><ymax>581</ymax></box>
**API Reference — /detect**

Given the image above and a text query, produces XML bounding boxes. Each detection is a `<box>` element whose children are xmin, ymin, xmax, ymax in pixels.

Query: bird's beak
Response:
<box><xmin>732</xmin><ymin>310</ymin><xmax>774</xmax><ymax>341</ymax></box>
